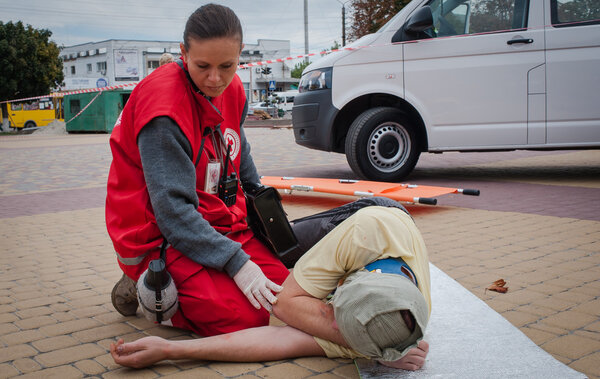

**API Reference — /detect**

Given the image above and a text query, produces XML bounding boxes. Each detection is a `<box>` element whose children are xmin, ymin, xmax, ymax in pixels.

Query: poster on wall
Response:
<box><xmin>114</xmin><ymin>49</ymin><xmax>139</xmax><ymax>81</ymax></box>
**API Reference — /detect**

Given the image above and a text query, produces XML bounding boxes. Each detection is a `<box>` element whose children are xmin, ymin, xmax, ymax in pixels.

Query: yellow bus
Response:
<box><xmin>7</xmin><ymin>95</ymin><xmax>64</xmax><ymax>129</ymax></box>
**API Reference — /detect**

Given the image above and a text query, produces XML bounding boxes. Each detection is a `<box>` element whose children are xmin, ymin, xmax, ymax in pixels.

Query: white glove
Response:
<box><xmin>233</xmin><ymin>260</ymin><xmax>283</xmax><ymax>312</ymax></box>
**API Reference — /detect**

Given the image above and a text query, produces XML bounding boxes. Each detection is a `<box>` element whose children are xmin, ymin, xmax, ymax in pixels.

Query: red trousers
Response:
<box><xmin>166</xmin><ymin>229</ymin><xmax>290</xmax><ymax>336</ymax></box>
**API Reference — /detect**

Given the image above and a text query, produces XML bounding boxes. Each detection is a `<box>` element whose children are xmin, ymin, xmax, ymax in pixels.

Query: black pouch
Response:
<box><xmin>246</xmin><ymin>186</ymin><xmax>299</xmax><ymax>260</ymax></box>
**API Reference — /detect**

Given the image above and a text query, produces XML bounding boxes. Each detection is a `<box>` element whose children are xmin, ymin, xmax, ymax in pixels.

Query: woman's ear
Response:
<box><xmin>179</xmin><ymin>42</ymin><xmax>187</xmax><ymax>61</ymax></box>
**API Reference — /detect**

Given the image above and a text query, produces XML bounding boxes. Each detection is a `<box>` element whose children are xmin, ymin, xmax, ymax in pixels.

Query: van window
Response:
<box><xmin>428</xmin><ymin>0</ymin><xmax>529</xmax><ymax>37</ymax></box>
<box><xmin>551</xmin><ymin>0</ymin><xmax>600</xmax><ymax>26</ymax></box>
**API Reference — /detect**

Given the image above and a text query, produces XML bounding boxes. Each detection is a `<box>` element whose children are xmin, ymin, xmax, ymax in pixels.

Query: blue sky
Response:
<box><xmin>1</xmin><ymin>0</ymin><xmax>351</xmax><ymax>58</ymax></box>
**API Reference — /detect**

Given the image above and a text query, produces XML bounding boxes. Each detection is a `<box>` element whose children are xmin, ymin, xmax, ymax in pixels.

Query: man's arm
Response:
<box><xmin>111</xmin><ymin>325</ymin><xmax>324</xmax><ymax>368</ymax></box>
<box><xmin>272</xmin><ymin>271</ymin><xmax>350</xmax><ymax>348</ymax></box>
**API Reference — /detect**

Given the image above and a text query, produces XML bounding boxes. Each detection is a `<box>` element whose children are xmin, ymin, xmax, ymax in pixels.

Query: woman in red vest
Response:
<box><xmin>105</xmin><ymin>4</ymin><xmax>289</xmax><ymax>336</ymax></box>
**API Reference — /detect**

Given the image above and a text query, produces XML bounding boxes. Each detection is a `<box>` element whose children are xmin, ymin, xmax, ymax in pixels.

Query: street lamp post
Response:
<box><xmin>336</xmin><ymin>0</ymin><xmax>351</xmax><ymax>46</ymax></box>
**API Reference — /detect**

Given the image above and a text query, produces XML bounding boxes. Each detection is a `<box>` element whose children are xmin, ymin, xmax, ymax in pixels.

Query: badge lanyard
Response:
<box><xmin>176</xmin><ymin>59</ymin><xmax>240</xmax><ymax>205</ymax></box>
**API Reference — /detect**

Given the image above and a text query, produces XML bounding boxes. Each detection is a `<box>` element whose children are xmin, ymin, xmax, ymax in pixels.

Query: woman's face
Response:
<box><xmin>180</xmin><ymin>37</ymin><xmax>242</xmax><ymax>98</ymax></box>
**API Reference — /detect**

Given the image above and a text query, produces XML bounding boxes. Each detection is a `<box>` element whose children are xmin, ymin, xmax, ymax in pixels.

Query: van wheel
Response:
<box><xmin>24</xmin><ymin>121</ymin><xmax>36</xmax><ymax>128</ymax></box>
<box><xmin>345</xmin><ymin>107</ymin><xmax>420</xmax><ymax>182</ymax></box>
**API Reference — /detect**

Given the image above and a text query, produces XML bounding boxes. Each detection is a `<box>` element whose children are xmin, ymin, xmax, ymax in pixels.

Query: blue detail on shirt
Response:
<box><xmin>364</xmin><ymin>257</ymin><xmax>418</xmax><ymax>287</ymax></box>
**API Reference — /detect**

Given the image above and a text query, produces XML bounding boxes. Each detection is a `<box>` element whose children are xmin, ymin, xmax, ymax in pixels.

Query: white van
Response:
<box><xmin>272</xmin><ymin>91</ymin><xmax>298</xmax><ymax>112</ymax></box>
<box><xmin>292</xmin><ymin>0</ymin><xmax>600</xmax><ymax>181</ymax></box>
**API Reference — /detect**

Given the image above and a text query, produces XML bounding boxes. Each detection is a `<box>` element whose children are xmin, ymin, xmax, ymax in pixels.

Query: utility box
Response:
<box><xmin>65</xmin><ymin>89</ymin><xmax>131</xmax><ymax>133</ymax></box>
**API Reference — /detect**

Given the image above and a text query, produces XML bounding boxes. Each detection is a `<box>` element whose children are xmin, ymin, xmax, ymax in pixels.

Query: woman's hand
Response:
<box><xmin>110</xmin><ymin>336</ymin><xmax>170</xmax><ymax>368</ymax></box>
<box><xmin>377</xmin><ymin>340</ymin><xmax>429</xmax><ymax>371</ymax></box>
<box><xmin>233</xmin><ymin>259</ymin><xmax>283</xmax><ymax>311</ymax></box>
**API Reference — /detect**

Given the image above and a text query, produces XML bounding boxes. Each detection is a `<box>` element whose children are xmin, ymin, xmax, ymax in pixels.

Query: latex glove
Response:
<box><xmin>233</xmin><ymin>259</ymin><xmax>283</xmax><ymax>311</ymax></box>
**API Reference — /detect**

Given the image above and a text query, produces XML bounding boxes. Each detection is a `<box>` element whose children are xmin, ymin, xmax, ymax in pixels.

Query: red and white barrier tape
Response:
<box><xmin>3</xmin><ymin>18</ymin><xmax>597</xmax><ymax>104</ymax></box>
<box><xmin>0</xmin><ymin>82</ymin><xmax>136</xmax><ymax>104</ymax></box>
<box><xmin>65</xmin><ymin>90</ymin><xmax>103</xmax><ymax>124</ymax></box>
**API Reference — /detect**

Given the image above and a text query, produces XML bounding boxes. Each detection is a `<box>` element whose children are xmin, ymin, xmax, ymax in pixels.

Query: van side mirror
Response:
<box><xmin>392</xmin><ymin>6</ymin><xmax>434</xmax><ymax>43</ymax></box>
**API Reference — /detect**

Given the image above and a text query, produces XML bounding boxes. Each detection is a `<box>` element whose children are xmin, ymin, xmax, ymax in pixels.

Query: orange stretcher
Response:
<box><xmin>260</xmin><ymin>176</ymin><xmax>480</xmax><ymax>205</ymax></box>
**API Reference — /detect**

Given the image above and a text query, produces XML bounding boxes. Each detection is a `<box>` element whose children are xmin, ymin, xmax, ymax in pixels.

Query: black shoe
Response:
<box><xmin>111</xmin><ymin>274</ymin><xmax>139</xmax><ymax>316</ymax></box>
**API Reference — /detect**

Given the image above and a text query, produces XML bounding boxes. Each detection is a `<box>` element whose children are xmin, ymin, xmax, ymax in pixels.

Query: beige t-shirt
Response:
<box><xmin>293</xmin><ymin>206</ymin><xmax>431</xmax><ymax>359</ymax></box>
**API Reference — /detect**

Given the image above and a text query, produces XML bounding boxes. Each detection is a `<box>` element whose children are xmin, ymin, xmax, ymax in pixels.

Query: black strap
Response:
<box><xmin>175</xmin><ymin>59</ymin><xmax>213</xmax><ymax>168</ymax></box>
<box><xmin>176</xmin><ymin>59</ymin><xmax>202</xmax><ymax>94</ymax></box>
<box><xmin>159</xmin><ymin>238</ymin><xmax>168</xmax><ymax>261</ymax></box>
<box><xmin>195</xmin><ymin>127</ymin><xmax>212</xmax><ymax>167</ymax></box>
<box><xmin>155</xmin><ymin>238</ymin><xmax>169</xmax><ymax>324</ymax></box>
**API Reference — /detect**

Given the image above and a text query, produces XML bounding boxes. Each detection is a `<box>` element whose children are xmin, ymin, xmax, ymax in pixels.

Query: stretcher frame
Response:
<box><xmin>260</xmin><ymin>176</ymin><xmax>480</xmax><ymax>205</ymax></box>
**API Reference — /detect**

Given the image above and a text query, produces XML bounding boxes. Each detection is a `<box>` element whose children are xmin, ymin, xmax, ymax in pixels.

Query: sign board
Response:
<box><xmin>96</xmin><ymin>78</ymin><xmax>108</xmax><ymax>88</ymax></box>
<box><xmin>114</xmin><ymin>49</ymin><xmax>139</xmax><ymax>81</ymax></box>
<box><xmin>268</xmin><ymin>80</ymin><xmax>276</xmax><ymax>91</ymax></box>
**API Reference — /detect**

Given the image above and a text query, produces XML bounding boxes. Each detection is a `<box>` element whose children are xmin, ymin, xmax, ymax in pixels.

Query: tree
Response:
<box><xmin>349</xmin><ymin>0</ymin><xmax>411</xmax><ymax>41</ymax></box>
<box><xmin>0</xmin><ymin>21</ymin><xmax>64</xmax><ymax>102</ymax></box>
<box><xmin>291</xmin><ymin>61</ymin><xmax>311</xmax><ymax>79</ymax></box>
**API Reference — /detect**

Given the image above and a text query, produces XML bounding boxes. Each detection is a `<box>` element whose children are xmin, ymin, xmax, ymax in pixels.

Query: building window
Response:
<box><xmin>71</xmin><ymin>66</ymin><xmax>76</xmax><ymax>75</ymax></box>
<box><xmin>97</xmin><ymin>61</ymin><xmax>107</xmax><ymax>73</ymax></box>
<box><xmin>148</xmin><ymin>60</ymin><xmax>159</xmax><ymax>70</ymax></box>
<box><xmin>87</xmin><ymin>63</ymin><xmax>92</xmax><ymax>73</ymax></box>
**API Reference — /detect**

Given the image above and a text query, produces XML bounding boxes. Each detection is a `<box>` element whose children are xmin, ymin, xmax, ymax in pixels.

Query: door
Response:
<box><xmin>402</xmin><ymin>0</ymin><xmax>546</xmax><ymax>150</ymax></box>
<box><xmin>545</xmin><ymin>0</ymin><xmax>600</xmax><ymax>145</ymax></box>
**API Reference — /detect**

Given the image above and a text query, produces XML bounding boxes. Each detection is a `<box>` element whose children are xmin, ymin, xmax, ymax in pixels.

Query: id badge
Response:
<box><xmin>205</xmin><ymin>160</ymin><xmax>221</xmax><ymax>194</ymax></box>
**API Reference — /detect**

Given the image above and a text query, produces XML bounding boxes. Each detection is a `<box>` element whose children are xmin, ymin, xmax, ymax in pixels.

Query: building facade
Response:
<box><xmin>60</xmin><ymin>39</ymin><xmax>299</xmax><ymax>101</ymax></box>
<box><xmin>60</xmin><ymin>40</ymin><xmax>181</xmax><ymax>91</ymax></box>
<box><xmin>238</xmin><ymin>39</ymin><xmax>299</xmax><ymax>103</ymax></box>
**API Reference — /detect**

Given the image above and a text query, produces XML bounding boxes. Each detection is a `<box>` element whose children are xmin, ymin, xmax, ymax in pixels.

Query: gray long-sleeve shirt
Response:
<box><xmin>137</xmin><ymin>114</ymin><xmax>260</xmax><ymax>277</ymax></box>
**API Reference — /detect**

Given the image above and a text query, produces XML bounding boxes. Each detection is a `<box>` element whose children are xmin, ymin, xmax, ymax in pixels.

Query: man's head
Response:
<box><xmin>331</xmin><ymin>270</ymin><xmax>429</xmax><ymax>362</ymax></box>
<box><xmin>159</xmin><ymin>53</ymin><xmax>175</xmax><ymax>66</ymax></box>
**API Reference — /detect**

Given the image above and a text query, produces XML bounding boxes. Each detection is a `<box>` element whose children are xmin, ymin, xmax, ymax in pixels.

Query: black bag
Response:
<box><xmin>246</xmin><ymin>186</ymin><xmax>299</xmax><ymax>260</ymax></box>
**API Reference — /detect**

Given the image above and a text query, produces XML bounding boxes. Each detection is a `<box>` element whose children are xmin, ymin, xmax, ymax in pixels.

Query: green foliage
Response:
<box><xmin>0</xmin><ymin>21</ymin><xmax>64</xmax><ymax>102</ymax></box>
<box><xmin>349</xmin><ymin>0</ymin><xmax>411</xmax><ymax>41</ymax></box>
<box><xmin>291</xmin><ymin>60</ymin><xmax>311</xmax><ymax>79</ymax></box>
<box><xmin>556</xmin><ymin>0</ymin><xmax>600</xmax><ymax>22</ymax></box>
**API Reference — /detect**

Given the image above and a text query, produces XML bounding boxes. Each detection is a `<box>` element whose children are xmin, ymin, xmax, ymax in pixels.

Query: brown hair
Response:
<box><xmin>183</xmin><ymin>4</ymin><xmax>243</xmax><ymax>49</ymax></box>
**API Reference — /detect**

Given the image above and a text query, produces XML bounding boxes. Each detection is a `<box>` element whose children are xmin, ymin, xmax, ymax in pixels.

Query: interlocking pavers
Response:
<box><xmin>0</xmin><ymin>130</ymin><xmax>598</xmax><ymax>378</ymax></box>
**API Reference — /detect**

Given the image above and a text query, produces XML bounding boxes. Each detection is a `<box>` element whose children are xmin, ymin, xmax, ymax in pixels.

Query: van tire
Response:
<box><xmin>345</xmin><ymin>107</ymin><xmax>420</xmax><ymax>182</ymax></box>
<box><xmin>24</xmin><ymin>121</ymin><xmax>36</xmax><ymax>128</ymax></box>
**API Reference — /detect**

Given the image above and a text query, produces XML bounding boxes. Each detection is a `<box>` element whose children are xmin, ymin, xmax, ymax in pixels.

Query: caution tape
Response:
<box><xmin>65</xmin><ymin>90</ymin><xmax>102</xmax><ymax>124</ymax></box>
<box><xmin>3</xmin><ymin>18</ymin><xmax>598</xmax><ymax>105</ymax></box>
<box><xmin>0</xmin><ymin>82</ymin><xmax>136</xmax><ymax>104</ymax></box>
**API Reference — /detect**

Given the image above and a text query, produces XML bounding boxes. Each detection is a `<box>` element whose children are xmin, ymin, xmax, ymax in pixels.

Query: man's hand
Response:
<box><xmin>233</xmin><ymin>260</ymin><xmax>283</xmax><ymax>311</ymax></box>
<box><xmin>110</xmin><ymin>336</ymin><xmax>170</xmax><ymax>368</ymax></box>
<box><xmin>378</xmin><ymin>340</ymin><xmax>429</xmax><ymax>371</ymax></box>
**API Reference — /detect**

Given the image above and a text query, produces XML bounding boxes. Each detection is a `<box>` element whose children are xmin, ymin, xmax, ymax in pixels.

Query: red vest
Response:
<box><xmin>106</xmin><ymin>62</ymin><xmax>248</xmax><ymax>280</ymax></box>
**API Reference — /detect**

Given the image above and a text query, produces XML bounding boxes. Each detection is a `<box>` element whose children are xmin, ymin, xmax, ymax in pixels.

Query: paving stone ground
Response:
<box><xmin>0</xmin><ymin>128</ymin><xmax>598</xmax><ymax>378</ymax></box>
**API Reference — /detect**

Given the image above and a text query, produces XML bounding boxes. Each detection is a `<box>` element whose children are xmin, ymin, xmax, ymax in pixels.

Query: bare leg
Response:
<box><xmin>111</xmin><ymin>325</ymin><xmax>325</xmax><ymax>368</ymax></box>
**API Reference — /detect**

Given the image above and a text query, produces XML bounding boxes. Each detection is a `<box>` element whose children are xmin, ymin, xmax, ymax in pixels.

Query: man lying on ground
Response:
<box><xmin>111</xmin><ymin>206</ymin><xmax>431</xmax><ymax>371</ymax></box>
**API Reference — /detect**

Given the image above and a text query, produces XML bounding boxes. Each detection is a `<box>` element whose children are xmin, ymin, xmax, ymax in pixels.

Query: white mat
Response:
<box><xmin>356</xmin><ymin>264</ymin><xmax>587</xmax><ymax>378</ymax></box>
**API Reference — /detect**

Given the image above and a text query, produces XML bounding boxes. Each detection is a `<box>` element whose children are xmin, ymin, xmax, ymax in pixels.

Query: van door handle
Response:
<box><xmin>507</xmin><ymin>38</ymin><xmax>533</xmax><ymax>45</ymax></box>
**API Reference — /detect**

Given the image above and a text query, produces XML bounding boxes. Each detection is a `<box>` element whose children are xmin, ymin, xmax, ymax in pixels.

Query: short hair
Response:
<box><xmin>183</xmin><ymin>4</ymin><xmax>243</xmax><ymax>49</ymax></box>
<box><xmin>159</xmin><ymin>53</ymin><xmax>174</xmax><ymax>66</ymax></box>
